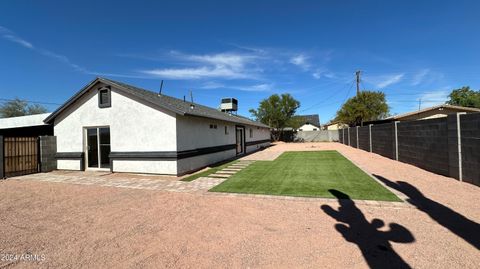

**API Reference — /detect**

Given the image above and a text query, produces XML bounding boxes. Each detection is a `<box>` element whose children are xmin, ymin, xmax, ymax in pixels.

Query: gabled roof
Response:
<box><xmin>385</xmin><ymin>104</ymin><xmax>480</xmax><ymax>120</ymax></box>
<box><xmin>293</xmin><ymin>114</ymin><xmax>320</xmax><ymax>127</ymax></box>
<box><xmin>44</xmin><ymin>77</ymin><xmax>269</xmax><ymax>128</ymax></box>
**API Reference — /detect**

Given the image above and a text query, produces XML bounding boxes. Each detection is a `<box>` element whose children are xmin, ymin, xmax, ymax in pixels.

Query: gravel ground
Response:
<box><xmin>0</xmin><ymin>142</ymin><xmax>479</xmax><ymax>268</ymax></box>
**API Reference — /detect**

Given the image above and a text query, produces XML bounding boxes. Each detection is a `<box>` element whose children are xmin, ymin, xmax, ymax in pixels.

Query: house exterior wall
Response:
<box><xmin>54</xmin><ymin>83</ymin><xmax>178</xmax><ymax>173</ymax></box>
<box><xmin>326</xmin><ymin>123</ymin><xmax>348</xmax><ymax>130</ymax></box>
<box><xmin>176</xmin><ymin>115</ymin><xmax>270</xmax><ymax>175</ymax></box>
<box><xmin>176</xmin><ymin>115</ymin><xmax>236</xmax><ymax>151</ymax></box>
<box><xmin>298</xmin><ymin>123</ymin><xmax>319</xmax><ymax>131</ymax></box>
<box><xmin>245</xmin><ymin>126</ymin><xmax>271</xmax><ymax>153</ymax></box>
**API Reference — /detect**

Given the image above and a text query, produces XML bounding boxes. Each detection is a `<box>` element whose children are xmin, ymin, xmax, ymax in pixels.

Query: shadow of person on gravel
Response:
<box><xmin>374</xmin><ymin>174</ymin><xmax>480</xmax><ymax>250</ymax></box>
<box><xmin>321</xmin><ymin>189</ymin><xmax>415</xmax><ymax>269</ymax></box>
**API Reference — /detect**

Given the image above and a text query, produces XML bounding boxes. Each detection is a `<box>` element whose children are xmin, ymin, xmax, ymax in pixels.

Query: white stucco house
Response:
<box><xmin>293</xmin><ymin>114</ymin><xmax>320</xmax><ymax>131</ymax></box>
<box><xmin>298</xmin><ymin>123</ymin><xmax>320</xmax><ymax>131</ymax></box>
<box><xmin>44</xmin><ymin>77</ymin><xmax>271</xmax><ymax>175</ymax></box>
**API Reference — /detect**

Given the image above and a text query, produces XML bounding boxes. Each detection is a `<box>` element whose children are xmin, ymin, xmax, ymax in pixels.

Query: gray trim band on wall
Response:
<box><xmin>55</xmin><ymin>152</ymin><xmax>84</xmax><ymax>159</ymax></box>
<box><xmin>110</xmin><ymin>144</ymin><xmax>237</xmax><ymax>161</ymax></box>
<box><xmin>245</xmin><ymin>139</ymin><xmax>271</xmax><ymax>146</ymax></box>
<box><xmin>55</xmin><ymin>152</ymin><xmax>85</xmax><ymax>171</ymax></box>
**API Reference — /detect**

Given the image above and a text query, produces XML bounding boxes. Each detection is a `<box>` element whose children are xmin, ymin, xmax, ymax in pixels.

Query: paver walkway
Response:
<box><xmin>13</xmin><ymin>160</ymin><xmax>256</xmax><ymax>193</ymax></box>
<box><xmin>11</xmin><ymin>157</ymin><xmax>409</xmax><ymax>207</ymax></box>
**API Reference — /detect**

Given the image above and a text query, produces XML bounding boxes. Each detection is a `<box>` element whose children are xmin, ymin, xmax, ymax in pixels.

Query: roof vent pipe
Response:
<box><xmin>158</xmin><ymin>80</ymin><xmax>164</xmax><ymax>95</ymax></box>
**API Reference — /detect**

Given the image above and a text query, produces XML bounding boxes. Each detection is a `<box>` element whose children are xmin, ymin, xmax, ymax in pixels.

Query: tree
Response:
<box><xmin>335</xmin><ymin>91</ymin><xmax>389</xmax><ymax>126</ymax></box>
<box><xmin>249</xmin><ymin>94</ymin><xmax>300</xmax><ymax>140</ymax></box>
<box><xmin>0</xmin><ymin>98</ymin><xmax>48</xmax><ymax>118</ymax></box>
<box><xmin>446</xmin><ymin>86</ymin><xmax>480</xmax><ymax>108</ymax></box>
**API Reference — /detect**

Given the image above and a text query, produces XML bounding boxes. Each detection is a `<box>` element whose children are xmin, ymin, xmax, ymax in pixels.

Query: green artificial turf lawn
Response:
<box><xmin>181</xmin><ymin>160</ymin><xmax>238</xmax><ymax>182</ymax></box>
<box><xmin>210</xmin><ymin>151</ymin><xmax>400</xmax><ymax>201</ymax></box>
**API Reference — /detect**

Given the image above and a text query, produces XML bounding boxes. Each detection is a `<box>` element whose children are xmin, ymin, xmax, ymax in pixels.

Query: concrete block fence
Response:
<box><xmin>338</xmin><ymin>112</ymin><xmax>480</xmax><ymax>187</ymax></box>
<box><xmin>39</xmin><ymin>136</ymin><xmax>57</xmax><ymax>172</ymax></box>
<box><xmin>294</xmin><ymin>130</ymin><xmax>339</xmax><ymax>142</ymax></box>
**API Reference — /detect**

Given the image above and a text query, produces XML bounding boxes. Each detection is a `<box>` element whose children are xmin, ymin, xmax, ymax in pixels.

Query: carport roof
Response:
<box><xmin>44</xmin><ymin>77</ymin><xmax>269</xmax><ymax>128</ymax></box>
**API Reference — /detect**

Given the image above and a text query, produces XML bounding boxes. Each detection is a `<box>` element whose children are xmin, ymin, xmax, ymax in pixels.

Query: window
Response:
<box><xmin>98</xmin><ymin>87</ymin><xmax>111</xmax><ymax>108</ymax></box>
<box><xmin>209</xmin><ymin>124</ymin><xmax>217</xmax><ymax>129</ymax></box>
<box><xmin>225</xmin><ymin>126</ymin><xmax>229</xmax><ymax>135</ymax></box>
<box><xmin>249</xmin><ymin>128</ymin><xmax>253</xmax><ymax>138</ymax></box>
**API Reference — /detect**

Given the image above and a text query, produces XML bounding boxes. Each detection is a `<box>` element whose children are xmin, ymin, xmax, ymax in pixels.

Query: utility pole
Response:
<box><xmin>355</xmin><ymin>70</ymin><xmax>361</xmax><ymax>96</ymax></box>
<box><xmin>418</xmin><ymin>98</ymin><xmax>422</xmax><ymax>110</ymax></box>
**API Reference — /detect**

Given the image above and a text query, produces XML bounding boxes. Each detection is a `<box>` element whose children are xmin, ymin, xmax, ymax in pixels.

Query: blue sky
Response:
<box><xmin>1</xmin><ymin>1</ymin><xmax>479</xmax><ymax>123</ymax></box>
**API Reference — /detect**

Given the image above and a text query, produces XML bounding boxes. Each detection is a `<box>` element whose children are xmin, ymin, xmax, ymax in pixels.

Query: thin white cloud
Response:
<box><xmin>201</xmin><ymin>81</ymin><xmax>225</xmax><ymax>89</ymax></box>
<box><xmin>142</xmin><ymin>66</ymin><xmax>250</xmax><ymax>79</ymax></box>
<box><xmin>249</xmin><ymin>83</ymin><xmax>273</xmax><ymax>92</ymax></box>
<box><xmin>140</xmin><ymin>51</ymin><xmax>261</xmax><ymax>80</ymax></box>
<box><xmin>0</xmin><ymin>25</ymin><xmax>140</xmax><ymax>78</ymax></box>
<box><xmin>312</xmin><ymin>68</ymin><xmax>336</xmax><ymax>79</ymax></box>
<box><xmin>0</xmin><ymin>25</ymin><xmax>87</xmax><ymax>72</ymax></box>
<box><xmin>2</xmin><ymin>34</ymin><xmax>33</xmax><ymax>49</ymax></box>
<box><xmin>184</xmin><ymin>52</ymin><xmax>256</xmax><ymax>69</ymax></box>
<box><xmin>417</xmin><ymin>89</ymin><xmax>449</xmax><ymax>107</ymax></box>
<box><xmin>199</xmin><ymin>81</ymin><xmax>273</xmax><ymax>92</ymax></box>
<box><xmin>312</xmin><ymin>71</ymin><xmax>322</xmax><ymax>79</ymax></box>
<box><xmin>367</xmin><ymin>73</ymin><xmax>405</xmax><ymax>88</ymax></box>
<box><xmin>410</xmin><ymin>68</ymin><xmax>444</xmax><ymax>86</ymax></box>
<box><xmin>411</xmin><ymin>69</ymin><xmax>430</xmax><ymax>86</ymax></box>
<box><xmin>289</xmin><ymin>54</ymin><xmax>310</xmax><ymax>70</ymax></box>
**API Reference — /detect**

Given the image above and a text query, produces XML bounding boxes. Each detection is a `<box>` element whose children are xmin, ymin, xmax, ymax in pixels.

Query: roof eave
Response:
<box><xmin>43</xmin><ymin>77</ymin><xmax>187</xmax><ymax>124</ymax></box>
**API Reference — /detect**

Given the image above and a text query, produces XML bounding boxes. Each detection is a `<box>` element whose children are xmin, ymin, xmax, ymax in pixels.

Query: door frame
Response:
<box><xmin>235</xmin><ymin>125</ymin><xmax>246</xmax><ymax>155</ymax></box>
<box><xmin>83</xmin><ymin>126</ymin><xmax>110</xmax><ymax>170</ymax></box>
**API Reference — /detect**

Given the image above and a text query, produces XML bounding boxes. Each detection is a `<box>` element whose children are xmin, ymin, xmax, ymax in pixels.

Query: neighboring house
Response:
<box><xmin>293</xmin><ymin>114</ymin><xmax>320</xmax><ymax>131</ymax></box>
<box><xmin>364</xmin><ymin>104</ymin><xmax>480</xmax><ymax>125</ymax></box>
<box><xmin>0</xmin><ymin>113</ymin><xmax>53</xmax><ymax>137</ymax></box>
<box><xmin>323</xmin><ymin>121</ymin><xmax>348</xmax><ymax>130</ymax></box>
<box><xmin>44</xmin><ymin>77</ymin><xmax>270</xmax><ymax>176</ymax></box>
<box><xmin>386</xmin><ymin>104</ymin><xmax>480</xmax><ymax>121</ymax></box>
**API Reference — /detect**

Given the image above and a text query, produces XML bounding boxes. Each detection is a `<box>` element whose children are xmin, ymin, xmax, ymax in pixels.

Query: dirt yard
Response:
<box><xmin>0</xmin><ymin>142</ymin><xmax>479</xmax><ymax>268</ymax></box>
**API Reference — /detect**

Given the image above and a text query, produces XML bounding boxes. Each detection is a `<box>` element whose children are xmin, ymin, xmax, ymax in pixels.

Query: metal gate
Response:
<box><xmin>3</xmin><ymin>137</ymin><xmax>40</xmax><ymax>177</ymax></box>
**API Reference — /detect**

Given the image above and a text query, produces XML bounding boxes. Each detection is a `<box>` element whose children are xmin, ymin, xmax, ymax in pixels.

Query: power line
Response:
<box><xmin>298</xmin><ymin>77</ymin><xmax>356</xmax><ymax>112</ymax></box>
<box><xmin>342</xmin><ymin>78</ymin><xmax>356</xmax><ymax>104</ymax></box>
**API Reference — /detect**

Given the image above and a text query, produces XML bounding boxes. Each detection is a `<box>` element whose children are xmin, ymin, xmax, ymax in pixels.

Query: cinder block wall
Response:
<box><xmin>39</xmin><ymin>136</ymin><xmax>57</xmax><ymax>172</ymax></box>
<box><xmin>357</xmin><ymin>126</ymin><xmax>370</xmax><ymax>151</ymax></box>
<box><xmin>397</xmin><ymin>118</ymin><xmax>449</xmax><ymax>176</ymax></box>
<box><xmin>339</xmin><ymin>112</ymin><xmax>480</xmax><ymax>187</ymax></box>
<box><xmin>460</xmin><ymin>113</ymin><xmax>480</xmax><ymax>186</ymax></box>
<box><xmin>0</xmin><ymin>136</ymin><xmax>4</xmax><ymax>178</ymax></box>
<box><xmin>371</xmin><ymin>123</ymin><xmax>395</xmax><ymax>159</ymax></box>
<box><xmin>348</xmin><ymin>128</ymin><xmax>357</xmax><ymax>148</ymax></box>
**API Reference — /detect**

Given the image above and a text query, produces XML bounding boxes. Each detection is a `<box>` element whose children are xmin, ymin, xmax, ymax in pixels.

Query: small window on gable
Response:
<box><xmin>225</xmin><ymin>126</ymin><xmax>229</xmax><ymax>135</ymax></box>
<box><xmin>98</xmin><ymin>87</ymin><xmax>111</xmax><ymax>108</ymax></box>
<box><xmin>249</xmin><ymin>128</ymin><xmax>253</xmax><ymax>138</ymax></box>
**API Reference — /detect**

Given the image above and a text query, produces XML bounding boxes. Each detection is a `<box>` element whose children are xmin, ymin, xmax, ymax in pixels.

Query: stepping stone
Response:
<box><xmin>216</xmin><ymin>170</ymin><xmax>236</xmax><ymax>174</ymax></box>
<box><xmin>223</xmin><ymin>168</ymin><xmax>242</xmax><ymax>171</ymax></box>
<box><xmin>209</xmin><ymin>173</ymin><xmax>231</xmax><ymax>178</ymax></box>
